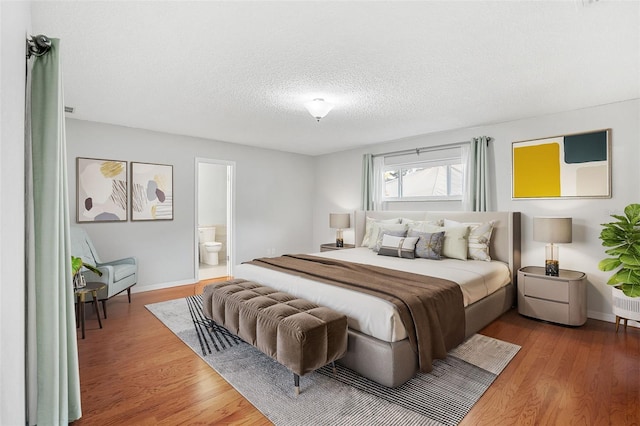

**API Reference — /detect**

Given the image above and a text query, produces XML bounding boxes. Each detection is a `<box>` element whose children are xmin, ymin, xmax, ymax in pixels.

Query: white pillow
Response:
<box><xmin>377</xmin><ymin>234</ymin><xmax>419</xmax><ymax>259</ymax></box>
<box><xmin>361</xmin><ymin>217</ymin><xmax>401</xmax><ymax>247</ymax></box>
<box><xmin>444</xmin><ymin>219</ymin><xmax>496</xmax><ymax>261</ymax></box>
<box><xmin>406</xmin><ymin>219</ymin><xmax>443</xmax><ymax>233</ymax></box>
<box><xmin>400</xmin><ymin>217</ymin><xmax>428</xmax><ymax>224</ymax></box>
<box><xmin>424</xmin><ymin>224</ymin><xmax>470</xmax><ymax>260</ymax></box>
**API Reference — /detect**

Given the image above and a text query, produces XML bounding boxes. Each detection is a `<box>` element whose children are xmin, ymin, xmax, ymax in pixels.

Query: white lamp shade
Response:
<box><xmin>304</xmin><ymin>98</ymin><xmax>334</xmax><ymax>120</ymax></box>
<box><xmin>329</xmin><ymin>213</ymin><xmax>350</xmax><ymax>229</ymax></box>
<box><xmin>533</xmin><ymin>217</ymin><xmax>572</xmax><ymax>243</ymax></box>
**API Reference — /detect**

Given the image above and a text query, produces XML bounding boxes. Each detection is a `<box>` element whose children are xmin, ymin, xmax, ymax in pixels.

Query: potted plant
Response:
<box><xmin>598</xmin><ymin>203</ymin><xmax>640</xmax><ymax>298</ymax></box>
<box><xmin>71</xmin><ymin>256</ymin><xmax>102</xmax><ymax>289</ymax></box>
<box><xmin>598</xmin><ymin>204</ymin><xmax>640</xmax><ymax>328</ymax></box>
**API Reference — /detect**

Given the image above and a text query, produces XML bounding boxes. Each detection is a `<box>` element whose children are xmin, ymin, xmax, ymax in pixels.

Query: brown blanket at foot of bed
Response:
<box><xmin>245</xmin><ymin>254</ymin><xmax>464</xmax><ymax>373</ymax></box>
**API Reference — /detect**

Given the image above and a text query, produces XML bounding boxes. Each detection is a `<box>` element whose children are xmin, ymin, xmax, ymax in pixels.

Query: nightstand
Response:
<box><xmin>517</xmin><ymin>266</ymin><xmax>587</xmax><ymax>326</ymax></box>
<box><xmin>320</xmin><ymin>243</ymin><xmax>355</xmax><ymax>252</ymax></box>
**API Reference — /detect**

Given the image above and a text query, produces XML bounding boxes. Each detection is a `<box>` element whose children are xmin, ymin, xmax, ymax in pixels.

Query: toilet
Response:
<box><xmin>198</xmin><ymin>226</ymin><xmax>223</xmax><ymax>265</ymax></box>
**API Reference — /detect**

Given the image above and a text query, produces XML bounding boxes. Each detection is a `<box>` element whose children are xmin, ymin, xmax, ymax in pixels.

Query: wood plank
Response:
<box><xmin>72</xmin><ymin>281</ymin><xmax>640</xmax><ymax>425</ymax></box>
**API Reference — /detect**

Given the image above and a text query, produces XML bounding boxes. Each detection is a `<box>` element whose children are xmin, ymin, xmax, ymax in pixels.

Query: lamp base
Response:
<box><xmin>335</xmin><ymin>229</ymin><xmax>344</xmax><ymax>247</ymax></box>
<box><xmin>545</xmin><ymin>260</ymin><xmax>559</xmax><ymax>276</ymax></box>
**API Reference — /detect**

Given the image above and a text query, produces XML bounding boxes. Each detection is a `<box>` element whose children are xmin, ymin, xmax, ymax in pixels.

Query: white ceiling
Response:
<box><xmin>31</xmin><ymin>1</ymin><xmax>640</xmax><ymax>156</ymax></box>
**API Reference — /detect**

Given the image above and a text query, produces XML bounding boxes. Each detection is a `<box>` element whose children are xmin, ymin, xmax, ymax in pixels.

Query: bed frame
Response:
<box><xmin>337</xmin><ymin>210</ymin><xmax>521</xmax><ymax>387</ymax></box>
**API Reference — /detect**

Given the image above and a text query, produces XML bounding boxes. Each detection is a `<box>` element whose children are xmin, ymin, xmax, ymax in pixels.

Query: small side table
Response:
<box><xmin>75</xmin><ymin>282</ymin><xmax>106</xmax><ymax>339</ymax></box>
<box><xmin>517</xmin><ymin>266</ymin><xmax>587</xmax><ymax>326</ymax></box>
<box><xmin>320</xmin><ymin>243</ymin><xmax>355</xmax><ymax>252</ymax></box>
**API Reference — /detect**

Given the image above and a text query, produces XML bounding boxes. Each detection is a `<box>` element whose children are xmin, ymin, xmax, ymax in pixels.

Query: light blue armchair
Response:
<box><xmin>70</xmin><ymin>227</ymin><xmax>138</xmax><ymax>318</ymax></box>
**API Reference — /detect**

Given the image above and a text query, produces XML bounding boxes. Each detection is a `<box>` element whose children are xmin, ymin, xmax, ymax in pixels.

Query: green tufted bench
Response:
<box><xmin>202</xmin><ymin>279</ymin><xmax>348</xmax><ymax>395</ymax></box>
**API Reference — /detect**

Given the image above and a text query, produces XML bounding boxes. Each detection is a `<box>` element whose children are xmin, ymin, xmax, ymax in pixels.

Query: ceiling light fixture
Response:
<box><xmin>304</xmin><ymin>98</ymin><xmax>334</xmax><ymax>122</ymax></box>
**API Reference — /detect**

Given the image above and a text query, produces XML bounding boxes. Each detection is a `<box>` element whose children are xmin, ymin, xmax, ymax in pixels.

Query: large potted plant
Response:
<box><xmin>598</xmin><ymin>203</ymin><xmax>640</xmax><ymax>328</ymax></box>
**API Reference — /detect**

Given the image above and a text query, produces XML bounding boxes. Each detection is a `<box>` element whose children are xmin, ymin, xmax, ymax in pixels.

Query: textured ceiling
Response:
<box><xmin>31</xmin><ymin>1</ymin><xmax>640</xmax><ymax>156</ymax></box>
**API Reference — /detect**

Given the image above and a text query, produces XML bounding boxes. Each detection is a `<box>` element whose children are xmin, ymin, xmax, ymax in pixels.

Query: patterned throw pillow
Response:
<box><xmin>377</xmin><ymin>234</ymin><xmax>419</xmax><ymax>259</ymax></box>
<box><xmin>408</xmin><ymin>230</ymin><xmax>445</xmax><ymax>260</ymax></box>
<box><xmin>373</xmin><ymin>227</ymin><xmax>407</xmax><ymax>252</ymax></box>
<box><xmin>444</xmin><ymin>219</ymin><xmax>496</xmax><ymax>261</ymax></box>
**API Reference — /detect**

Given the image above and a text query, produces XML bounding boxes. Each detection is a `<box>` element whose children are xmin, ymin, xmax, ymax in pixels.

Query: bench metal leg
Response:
<box><xmin>332</xmin><ymin>361</ymin><xmax>336</xmax><ymax>374</ymax></box>
<box><xmin>294</xmin><ymin>373</ymin><xmax>300</xmax><ymax>396</ymax></box>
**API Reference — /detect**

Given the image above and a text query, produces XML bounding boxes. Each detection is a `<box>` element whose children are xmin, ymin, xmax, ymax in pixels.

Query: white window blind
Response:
<box><xmin>379</xmin><ymin>145</ymin><xmax>464</xmax><ymax>202</ymax></box>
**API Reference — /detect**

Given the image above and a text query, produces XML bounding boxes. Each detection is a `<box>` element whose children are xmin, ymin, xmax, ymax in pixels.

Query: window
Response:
<box><xmin>381</xmin><ymin>147</ymin><xmax>464</xmax><ymax>202</ymax></box>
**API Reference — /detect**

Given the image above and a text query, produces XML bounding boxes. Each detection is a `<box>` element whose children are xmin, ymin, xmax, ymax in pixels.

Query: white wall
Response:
<box><xmin>198</xmin><ymin>162</ymin><xmax>227</xmax><ymax>227</ymax></box>
<box><xmin>0</xmin><ymin>2</ymin><xmax>30</xmax><ymax>424</ymax></box>
<box><xmin>314</xmin><ymin>99</ymin><xmax>640</xmax><ymax>322</ymax></box>
<box><xmin>66</xmin><ymin>119</ymin><xmax>315</xmax><ymax>291</ymax></box>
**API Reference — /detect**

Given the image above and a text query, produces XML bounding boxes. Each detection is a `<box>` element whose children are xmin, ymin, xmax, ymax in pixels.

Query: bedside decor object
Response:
<box><xmin>330</xmin><ymin>213</ymin><xmax>350</xmax><ymax>248</ymax></box>
<box><xmin>77</xmin><ymin>157</ymin><xmax>128</xmax><ymax>222</ymax></box>
<box><xmin>131</xmin><ymin>162</ymin><xmax>173</xmax><ymax>221</ymax></box>
<box><xmin>512</xmin><ymin>129</ymin><xmax>611</xmax><ymax>199</ymax></box>
<box><xmin>533</xmin><ymin>216</ymin><xmax>572</xmax><ymax>276</ymax></box>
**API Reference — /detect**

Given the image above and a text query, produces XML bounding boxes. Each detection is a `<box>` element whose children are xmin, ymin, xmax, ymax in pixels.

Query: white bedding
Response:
<box><xmin>233</xmin><ymin>247</ymin><xmax>511</xmax><ymax>343</ymax></box>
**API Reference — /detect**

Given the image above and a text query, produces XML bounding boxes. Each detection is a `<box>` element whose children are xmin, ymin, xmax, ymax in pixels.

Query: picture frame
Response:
<box><xmin>130</xmin><ymin>162</ymin><xmax>174</xmax><ymax>221</ymax></box>
<box><xmin>76</xmin><ymin>157</ymin><xmax>128</xmax><ymax>222</ymax></box>
<box><xmin>512</xmin><ymin>129</ymin><xmax>611</xmax><ymax>199</ymax></box>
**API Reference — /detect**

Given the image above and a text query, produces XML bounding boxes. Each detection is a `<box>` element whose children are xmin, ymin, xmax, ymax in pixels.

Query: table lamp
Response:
<box><xmin>329</xmin><ymin>213</ymin><xmax>350</xmax><ymax>247</ymax></box>
<box><xmin>533</xmin><ymin>216</ymin><xmax>572</xmax><ymax>276</ymax></box>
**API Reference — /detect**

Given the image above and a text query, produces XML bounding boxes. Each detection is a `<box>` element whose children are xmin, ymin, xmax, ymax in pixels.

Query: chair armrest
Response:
<box><xmin>97</xmin><ymin>256</ymin><xmax>137</xmax><ymax>267</ymax></box>
<box><xmin>83</xmin><ymin>265</ymin><xmax>114</xmax><ymax>285</ymax></box>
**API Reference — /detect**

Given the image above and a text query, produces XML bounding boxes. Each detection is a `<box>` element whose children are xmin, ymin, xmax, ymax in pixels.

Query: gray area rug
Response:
<box><xmin>146</xmin><ymin>295</ymin><xmax>520</xmax><ymax>426</ymax></box>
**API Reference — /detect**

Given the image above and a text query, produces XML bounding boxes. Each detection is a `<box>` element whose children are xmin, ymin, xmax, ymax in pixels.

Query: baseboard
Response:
<box><xmin>122</xmin><ymin>278</ymin><xmax>198</xmax><ymax>295</ymax></box>
<box><xmin>588</xmin><ymin>310</ymin><xmax>640</xmax><ymax>329</ymax></box>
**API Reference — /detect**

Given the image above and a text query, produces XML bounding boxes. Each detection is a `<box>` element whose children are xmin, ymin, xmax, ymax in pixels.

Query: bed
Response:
<box><xmin>233</xmin><ymin>210</ymin><xmax>521</xmax><ymax>387</ymax></box>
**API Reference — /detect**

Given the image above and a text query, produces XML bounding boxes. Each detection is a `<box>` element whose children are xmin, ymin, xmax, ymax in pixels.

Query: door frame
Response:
<box><xmin>194</xmin><ymin>157</ymin><xmax>236</xmax><ymax>280</ymax></box>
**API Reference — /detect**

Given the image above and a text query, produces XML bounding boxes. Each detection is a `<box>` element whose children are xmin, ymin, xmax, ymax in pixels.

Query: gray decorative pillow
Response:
<box><xmin>367</xmin><ymin>222</ymin><xmax>406</xmax><ymax>249</ymax></box>
<box><xmin>374</xmin><ymin>228</ymin><xmax>407</xmax><ymax>252</ymax></box>
<box><xmin>377</xmin><ymin>234</ymin><xmax>419</xmax><ymax>259</ymax></box>
<box><xmin>408</xmin><ymin>230</ymin><xmax>445</xmax><ymax>260</ymax></box>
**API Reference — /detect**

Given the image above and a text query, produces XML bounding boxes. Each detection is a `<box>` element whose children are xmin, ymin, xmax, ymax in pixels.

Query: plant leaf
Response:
<box><xmin>620</xmin><ymin>253</ymin><xmax>640</xmax><ymax>266</ymax></box>
<box><xmin>607</xmin><ymin>268</ymin><xmax>640</xmax><ymax>285</ymax></box>
<box><xmin>598</xmin><ymin>258</ymin><xmax>621</xmax><ymax>271</ymax></box>
<box><xmin>71</xmin><ymin>256</ymin><xmax>83</xmax><ymax>276</ymax></box>
<box><xmin>619</xmin><ymin>283</ymin><xmax>640</xmax><ymax>298</ymax></box>
<box><xmin>624</xmin><ymin>204</ymin><xmax>640</xmax><ymax>224</ymax></box>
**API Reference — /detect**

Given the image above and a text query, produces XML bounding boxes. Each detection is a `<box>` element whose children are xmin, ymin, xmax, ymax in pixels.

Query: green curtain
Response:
<box><xmin>361</xmin><ymin>154</ymin><xmax>374</xmax><ymax>210</ymax></box>
<box><xmin>464</xmin><ymin>136</ymin><xmax>490</xmax><ymax>212</ymax></box>
<box><xmin>26</xmin><ymin>38</ymin><xmax>82</xmax><ymax>425</ymax></box>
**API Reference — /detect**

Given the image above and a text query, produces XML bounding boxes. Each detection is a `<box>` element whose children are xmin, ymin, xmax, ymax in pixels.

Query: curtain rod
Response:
<box><xmin>372</xmin><ymin>141</ymin><xmax>469</xmax><ymax>159</ymax></box>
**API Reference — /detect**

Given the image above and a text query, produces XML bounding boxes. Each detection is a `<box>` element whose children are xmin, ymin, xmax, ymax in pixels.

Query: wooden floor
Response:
<box><xmin>72</xmin><ymin>281</ymin><xmax>639</xmax><ymax>425</ymax></box>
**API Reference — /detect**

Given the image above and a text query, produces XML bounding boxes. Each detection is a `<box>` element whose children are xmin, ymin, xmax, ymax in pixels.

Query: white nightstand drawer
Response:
<box><xmin>524</xmin><ymin>275</ymin><xmax>569</xmax><ymax>302</ymax></box>
<box><xmin>523</xmin><ymin>296</ymin><xmax>569</xmax><ymax>324</ymax></box>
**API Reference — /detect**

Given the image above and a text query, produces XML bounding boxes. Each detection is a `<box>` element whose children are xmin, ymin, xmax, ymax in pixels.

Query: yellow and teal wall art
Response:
<box><xmin>512</xmin><ymin>129</ymin><xmax>611</xmax><ymax>199</ymax></box>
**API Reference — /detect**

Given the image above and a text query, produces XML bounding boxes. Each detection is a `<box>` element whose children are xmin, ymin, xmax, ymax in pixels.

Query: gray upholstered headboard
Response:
<box><xmin>353</xmin><ymin>210</ymin><xmax>521</xmax><ymax>285</ymax></box>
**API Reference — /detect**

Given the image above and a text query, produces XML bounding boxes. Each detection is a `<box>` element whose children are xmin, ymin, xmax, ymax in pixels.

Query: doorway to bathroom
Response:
<box><xmin>195</xmin><ymin>158</ymin><xmax>235</xmax><ymax>281</ymax></box>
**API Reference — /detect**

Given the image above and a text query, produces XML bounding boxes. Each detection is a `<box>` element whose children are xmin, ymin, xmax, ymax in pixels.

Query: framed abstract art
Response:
<box><xmin>512</xmin><ymin>129</ymin><xmax>611</xmax><ymax>199</ymax></box>
<box><xmin>130</xmin><ymin>162</ymin><xmax>174</xmax><ymax>221</ymax></box>
<box><xmin>76</xmin><ymin>157</ymin><xmax>128</xmax><ymax>222</ymax></box>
